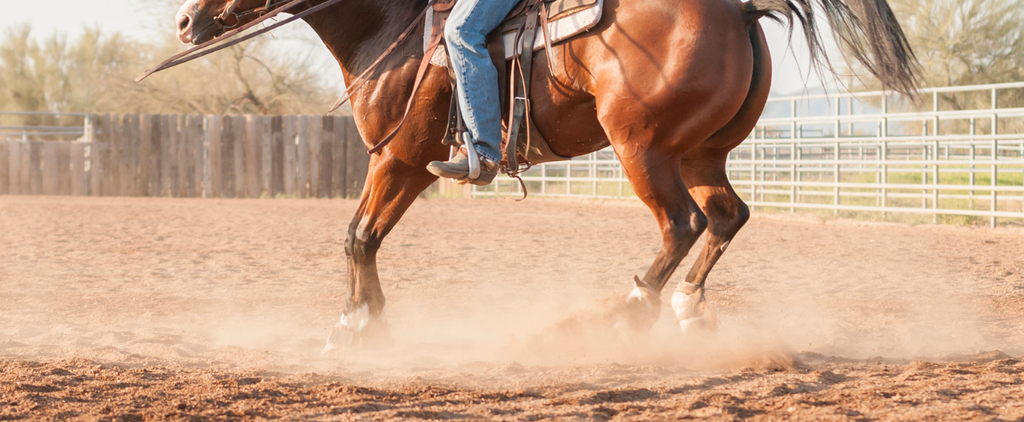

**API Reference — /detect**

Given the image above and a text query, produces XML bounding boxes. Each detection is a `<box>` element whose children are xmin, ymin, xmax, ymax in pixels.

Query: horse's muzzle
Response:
<box><xmin>176</xmin><ymin>0</ymin><xmax>200</xmax><ymax>44</ymax></box>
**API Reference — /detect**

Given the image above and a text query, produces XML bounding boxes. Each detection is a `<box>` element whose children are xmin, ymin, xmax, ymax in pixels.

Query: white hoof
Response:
<box><xmin>321</xmin><ymin>303</ymin><xmax>372</xmax><ymax>354</ymax></box>
<box><xmin>671</xmin><ymin>287</ymin><xmax>717</xmax><ymax>336</ymax></box>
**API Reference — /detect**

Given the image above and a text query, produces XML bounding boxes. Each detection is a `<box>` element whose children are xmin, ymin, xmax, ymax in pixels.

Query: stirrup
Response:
<box><xmin>461</xmin><ymin>131</ymin><xmax>481</xmax><ymax>180</ymax></box>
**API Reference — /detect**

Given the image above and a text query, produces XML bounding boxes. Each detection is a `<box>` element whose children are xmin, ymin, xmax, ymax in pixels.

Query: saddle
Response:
<box><xmin>424</xmin><ymin>0</ymin><xmax>604</xmax><ymax>175</ymax></box>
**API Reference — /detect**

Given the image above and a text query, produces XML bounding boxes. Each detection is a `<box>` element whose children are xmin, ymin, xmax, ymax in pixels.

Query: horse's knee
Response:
<box><xmin>345</xmin><ymin>219</ymin><xmax>381</xmax><ymax>262</ymax></box>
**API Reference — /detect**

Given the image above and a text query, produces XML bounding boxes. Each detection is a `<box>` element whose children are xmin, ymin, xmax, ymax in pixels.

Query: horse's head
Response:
<box><xmin>176</xmin><ymin>0</ymin><xmax>279</xmax><ymax>44</ymax></box>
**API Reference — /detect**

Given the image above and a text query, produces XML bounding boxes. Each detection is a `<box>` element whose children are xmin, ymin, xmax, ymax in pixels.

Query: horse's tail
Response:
<box><xmin>742</xmin><ymin>0</ymin><xmax>921</xmax><ymax>96</ymax></box>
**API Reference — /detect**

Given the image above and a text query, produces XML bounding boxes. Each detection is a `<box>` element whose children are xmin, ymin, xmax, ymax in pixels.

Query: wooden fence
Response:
<box><xmin>0</xmin><ymin>114</ymin><xmax>370</xmax><ymax>198</ymax></box>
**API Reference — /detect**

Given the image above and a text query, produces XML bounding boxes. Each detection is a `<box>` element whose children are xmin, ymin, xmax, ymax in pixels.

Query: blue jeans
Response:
<box><xmin>444</xmin><ymin>0</ymin><xmax>519</xmax><ymax>163</ymax></box>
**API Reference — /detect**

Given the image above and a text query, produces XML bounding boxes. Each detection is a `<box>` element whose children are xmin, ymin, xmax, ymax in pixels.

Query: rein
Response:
<box><xmin>136</xmin><ymin>0</ymin><xmax>344</xmax><ymax>82</ymax></box>
<box><xmin>138</xmin><ymin>0</ymin><xmax>435</xmax><ymax>156</ymax></box>
<box><xmin>216</xmin><ymin>0</ymin><xmax>279</xmax><ymax>30</ymax></box>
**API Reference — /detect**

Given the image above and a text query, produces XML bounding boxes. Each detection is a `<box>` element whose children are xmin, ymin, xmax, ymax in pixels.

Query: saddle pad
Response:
<box><xmin>499</xmin><ymin>0</ymin><xmax>603</xmax><ymax>60</ymax></box>
<box><xmin>424</xmin><ymin>0</ymin><xmax>603</xmax><ymax>64</ymax></box>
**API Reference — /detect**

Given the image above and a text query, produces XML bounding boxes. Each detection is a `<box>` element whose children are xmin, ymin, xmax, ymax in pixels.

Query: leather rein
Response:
<box><xmin>137</xmin><ymin>0</ymin><xmax>432</xmax><ymax>156</ymax></box>
<box><xmin>137</xmin><ymin>0</ymin><xmax>343</xmax><ymax>82</ymax></box>
<box><xmin>215</xmin><ymin>0</ymin><xmax>279</xmax><ymax>30</ymax></box>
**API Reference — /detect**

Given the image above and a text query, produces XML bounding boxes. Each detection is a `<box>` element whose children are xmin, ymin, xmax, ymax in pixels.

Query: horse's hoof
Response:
<box><xmin>671</xmin><ymin>287</ymin><xmax>717</xmax><ymax>337</ymax></box>
<box><xmin>624</xmin><ymin>276</ymin><xmax>662</xmax><ymax>331</ymax></box>
<box><xmin>321</xmin><ymin>323</ymin><xmax>355</xmax><ymax>355</ymax></box>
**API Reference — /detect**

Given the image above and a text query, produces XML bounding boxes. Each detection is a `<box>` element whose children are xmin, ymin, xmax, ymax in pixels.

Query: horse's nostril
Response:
<box><xmin>178</xmin><ymin>16</ymin><xmax>191</xmax><ymax>31</ymax></box>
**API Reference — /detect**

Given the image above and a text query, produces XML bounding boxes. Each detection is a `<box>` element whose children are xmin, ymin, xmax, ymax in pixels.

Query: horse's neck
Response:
<box><xmin>301</xmin><ymin>0</ymin><xmax>424</xmax><ymax>78</ymax></box>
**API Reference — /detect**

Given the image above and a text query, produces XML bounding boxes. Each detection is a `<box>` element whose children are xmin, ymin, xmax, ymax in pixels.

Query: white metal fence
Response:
<box><xmin>474</xmin><ymin>82</ymin><xmax>1024</xmax><ymax>227</ymax></box>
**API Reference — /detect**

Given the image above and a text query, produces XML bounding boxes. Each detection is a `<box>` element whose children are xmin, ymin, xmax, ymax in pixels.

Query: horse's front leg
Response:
<box><xmin>323</xmin><ymin>150</ymin><xmax>440</xmax><ymax>352</ymax></box>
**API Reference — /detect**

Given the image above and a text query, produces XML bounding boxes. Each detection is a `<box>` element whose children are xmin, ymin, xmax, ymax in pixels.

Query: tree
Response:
<box><xmin>893</xmin><ymin>0</ymin><xmax>1024</xmax><ymax>88</ymax></box>
<box><xmin>0</xmin><ymin>24</ymin><xmax>338</xmax><ymax>117</ymax></box>
<box><xmin>843</xmin><ymin>0</ymin><xmax>1024</xmax><ymax>90</ymax></box>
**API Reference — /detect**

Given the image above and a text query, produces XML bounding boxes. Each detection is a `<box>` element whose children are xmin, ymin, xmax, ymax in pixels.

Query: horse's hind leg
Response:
<box><xmin>672</xmin><ymin>23</ymin><xmax>771</xmax><ymax>336</ymax></box>
<box><xmin>673</xmin><ymin>153</ymin><xmax>749</xmax><ymax>334</ymax></box>
<box><xmin>615</xmin><ymin>152</ymin><xmax>708</xmax><ymax>331</ymax></box>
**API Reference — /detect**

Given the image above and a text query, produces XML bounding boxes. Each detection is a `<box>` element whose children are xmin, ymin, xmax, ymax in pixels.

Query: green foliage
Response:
<box><xmin>0</xmin><ymin>24</ymin><xmax>336</xmax><ymax>116</ymax></box>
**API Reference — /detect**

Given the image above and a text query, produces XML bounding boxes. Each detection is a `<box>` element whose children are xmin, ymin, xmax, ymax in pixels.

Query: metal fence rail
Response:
<box><xmin>474</xmin><ymin>82</ymin><xmax>1024</xmax><ymax>227</ymax></box>
<box><xmin>0</xmin><ymin>111</ymin><xmax>87</xmax><ymax>140</ymax></box>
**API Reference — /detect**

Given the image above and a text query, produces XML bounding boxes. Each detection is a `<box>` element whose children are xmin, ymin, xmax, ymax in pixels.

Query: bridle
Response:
<box><xmin>215</xmin><ymin>0</ymin><xmax>280</xmax><ymax>30</ymax></box>
<box><xmin>139</xmin><ymin>0</ymin><xmax>433</xmax><ymax>155</ymax></box>
<box><xmin>138</xmin><ymin>0</ymin><xmax>331</xmax><ymax>82</ymax></box>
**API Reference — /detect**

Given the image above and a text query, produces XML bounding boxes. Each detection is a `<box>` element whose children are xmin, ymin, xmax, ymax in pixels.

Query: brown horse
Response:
<box><xmin>173</xmin><ymin>0</ymin><xmax>918</xmax><ymax>349</ymax></box>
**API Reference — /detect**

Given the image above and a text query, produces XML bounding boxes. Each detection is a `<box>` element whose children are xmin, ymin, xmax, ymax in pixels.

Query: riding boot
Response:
<box><xmin>426</xmin><ymin>147</ymin><xmax>499</xmax><ymax>185</ymax></box>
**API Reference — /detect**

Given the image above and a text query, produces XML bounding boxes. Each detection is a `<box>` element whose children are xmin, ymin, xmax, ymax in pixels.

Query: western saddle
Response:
<box><xmin>425</xmin><ymin>0</ymin><xmax>604</xmax><ymax>183</ymax></box>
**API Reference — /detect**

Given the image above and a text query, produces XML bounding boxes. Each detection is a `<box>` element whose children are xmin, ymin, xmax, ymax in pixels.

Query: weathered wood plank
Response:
<box><xmin>57</xmin><ymin>142</ymin><xmax>71</xmax><ymax>195</ymax></box>
<box><xmin>101</xmin><ymin>114</ymin><xmax>117</xmax><ymax>196</ymax></box>
<box><xmin>308</xmin><ymin>115</ymin><xmax>322</xmax><ymax>198</ymax></box>
<box><xmin>233</xmin><ymin>115</ymin><xmax>247</xmax><ymax>198</ymax></box>
<box><xmin>222</xmin><ymin>116</ymin><xmax>236</xmax><ymax>198</ymax></box>
<box><xmin>0</xmin><ymin>141</ymin><xmax>9</xmax><ymax>195</ymax></box>
<box><xmin>180</xmin><ymin>115</ymin><xmax>194</xmax><ymax>197</ymax></box>
<box><xmin>138</xmin><ymin>114</ymin><xmax>152</xmax><ymax>197</ymax></box>
<box><xmin>117</xmin><ymin>114</ymin><xmax>132</xmax><ymax>196</ymax></box>
<box><xmin>296</xmin><ymin>116</ymin><xmax>309</xmax><ymax>198</ymax></box>
<box><xmin>282</xmin><ymin>116</ymin><xmax>297</xmax><ymax>196</ymax></box>
<box><xmin>188</xmin><ymin>115</ymin><xmax>202</xmax><ymax>197</ymax></box>
<box><xmin>201</xmin><ymin>115</ymin><xmax>214</xmax><ymax>197</ymax></box>
<box><xmin>88</xmin><ymin>114</ymin><xmax>101</xmax><ymax>196</ymax></box>
<box><xmin>193</xmin><ymin>115</ymin><xmax>205</xmax><ymax>197</ymax></box>
<box><xmin>169</xmin><ymin>115</ymin><xmax>181</xmax><ymax>197</ymax></box>
<box><xmin>159</xmin><ymin>115</ymin><xmax>170</xmax><ymax>196</ymax></box>
<box><xmin>151</xmin><ymin>115</ymin><xmax>165</xmax><ymax>197</ymax></box>
<box><xmin>259</xmin><ymin>116</ymin><xmax>272</xmax><ymax>197</ymax></box>
<box><xmin>10</xmin><ymin>141</ymin><xmax>22</xmax><ymax>195</ymax></box>
<box><xmin>124</xmin><ymin>114</ymin><xmax>140</xmax><ymax>197</ymax></box>
<box><xmin>245</xmin><ymin>115</ymin><xmax>261</xmax><ymax>198</ymax></box>
<box><xmin>220</xmin><ymin>116</ymin><xmax>234</xmax><ymax>198</ymax></box>
<box><xmin>271</xmin><ymin>116</ymin><xmax>284</xmax><ymax>196</ymax></box>
<box><xmin>42</xmin><ymin>141</ymin><xmax>59</xmax><ymax>195</ymax></box>
<box><xmin>28</xmin><ymin>141</ymin><xmax>42</xmax><ymax>195</ymax></box>
<box><xmin>71</xmin><ymin>142</ymin><xmax>87</xmax><ymax>196</ymax></box>
<box><xmin>319</xmin><ymin>116</ymin><xmax>333</xmax><ymax>198</ymax></box>
<box><xmin>332</xmin><ymin>116</ymin><xmax>346</xmax><ymax>198</ymax></box>
<box><xmin>206</xmin><ymin>115</ymin><xmax>223</xmax><ymax>198</ymax></box>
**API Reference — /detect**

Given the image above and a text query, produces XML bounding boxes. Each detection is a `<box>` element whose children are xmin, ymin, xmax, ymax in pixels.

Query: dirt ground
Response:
<box><xmin>1</xmin><ymin>195</ymin><xmax>1023</xmax><ymax>421</ymax></box>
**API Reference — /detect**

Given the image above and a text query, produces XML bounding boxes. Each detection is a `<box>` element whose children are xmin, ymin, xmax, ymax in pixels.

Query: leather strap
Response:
<box><xmin>327</xmin><ymin>5</ymin><xmax>431</xmax><ymax>113</ymax></box>
<box><xmin>138</xmin><ymin>0</ymin><xmax>341</xmax><ymax>82</ymax></box>
<box><xmin>504</xmin><ymin>2</ymin><xmax>540</xmax><ymax>171</ymax></box>
<box><xmin>365</xmin><ymin>1</ymin><xmax>449</xmax><ymax>155</ymax></box>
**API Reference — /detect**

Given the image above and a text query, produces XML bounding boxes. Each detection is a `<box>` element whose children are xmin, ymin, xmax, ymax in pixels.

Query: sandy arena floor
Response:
<box><xmin>1</xmin><ymin>195</ymin><xmax>1023</xmax><ymax>421</ymax></box>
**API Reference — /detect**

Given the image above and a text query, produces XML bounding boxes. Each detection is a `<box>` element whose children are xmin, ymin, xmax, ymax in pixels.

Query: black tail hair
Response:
<box><xmin>743</xmin><ymin>0</ymin><xmax>921</xmax><ymax>96</ymax></box>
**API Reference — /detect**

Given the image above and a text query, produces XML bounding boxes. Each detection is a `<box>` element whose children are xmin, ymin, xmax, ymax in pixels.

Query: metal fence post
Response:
<box><xmin>991</xmin><ymin>87</ymin><xmax>999</xmax><ymax>227</ymax></box>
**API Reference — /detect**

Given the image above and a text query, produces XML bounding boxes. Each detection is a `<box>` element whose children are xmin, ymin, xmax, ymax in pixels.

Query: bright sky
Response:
<box><xmin>1</xmin><ymin>0</ymin><xmax>828</xmax><ymax>96</ymax></box>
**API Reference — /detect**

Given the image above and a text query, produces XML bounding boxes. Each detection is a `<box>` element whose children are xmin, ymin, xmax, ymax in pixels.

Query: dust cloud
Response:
<box><xmin>1</xmin><ymin>196</ymin><xmax>1022</xmax><ymax>386</ymax></box>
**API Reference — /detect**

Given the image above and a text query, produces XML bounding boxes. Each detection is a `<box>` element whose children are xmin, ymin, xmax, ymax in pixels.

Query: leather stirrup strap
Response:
<box><xmin>504</xmin><ymin>4</ymin><xmax>540</xmax><ymax>170</ymax></box>
<box><xmin>366</xmin><ymin>2</ymin><xmax>452</xmax><ymax>155</ymax></box>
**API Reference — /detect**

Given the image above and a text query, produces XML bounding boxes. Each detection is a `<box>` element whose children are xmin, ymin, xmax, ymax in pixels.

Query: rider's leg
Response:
<box><xmin>428</xmin><ymin>0</ymin><xmax>519</xmax><ymax>182</ymax></box>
